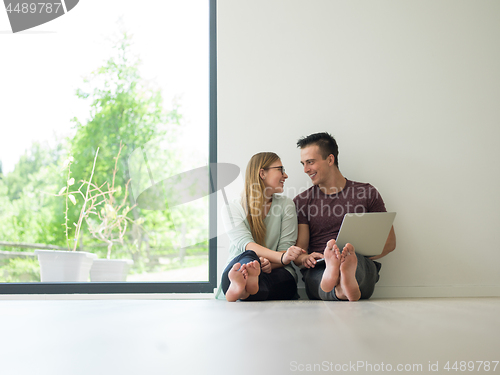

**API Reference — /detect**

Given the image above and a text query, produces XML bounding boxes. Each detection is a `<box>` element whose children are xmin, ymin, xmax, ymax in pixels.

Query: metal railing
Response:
<box><xmin>0</xmin><ymin>241</ymin><xmax>207</xmax><ymax>262</ymax></box>
<box><xmin>0</xmin><ymin>241</ymin><xmax>67</xmax><ymax>260</ymax></box>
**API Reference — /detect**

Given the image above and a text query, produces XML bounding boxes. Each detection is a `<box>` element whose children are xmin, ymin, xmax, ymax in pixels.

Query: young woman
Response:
<box><xmin>215</xmin><ymin>152</ymin><xmax>305</xmax><ymax>301</ymax></box>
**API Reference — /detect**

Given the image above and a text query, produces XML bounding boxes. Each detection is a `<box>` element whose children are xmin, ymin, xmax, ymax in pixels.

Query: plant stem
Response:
<box><xmin>65</xmin><ymin>163</ymin><xmax>71</xmax><ymax>251</ymax></box>
<box><xmin>73</xmin><ymin>147</ymin><xmax>100</xmax><ymax>252</ymax></box>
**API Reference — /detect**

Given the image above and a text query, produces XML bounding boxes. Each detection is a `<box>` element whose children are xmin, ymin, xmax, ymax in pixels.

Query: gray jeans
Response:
<box><xmin>300</xmin><ymin>253</ymin><xmax>381</xmax><ymax>301</ymax></box>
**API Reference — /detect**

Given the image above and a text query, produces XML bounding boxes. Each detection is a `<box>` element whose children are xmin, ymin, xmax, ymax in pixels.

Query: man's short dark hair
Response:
<box><xmin>297</xmin><ymin>132</ymin><xmax>339</xmax><ymax>167</ymax></box>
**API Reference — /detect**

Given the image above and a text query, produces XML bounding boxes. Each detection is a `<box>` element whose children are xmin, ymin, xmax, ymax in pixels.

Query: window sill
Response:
<box><xmin>0</xmin><ymin>292</ymin><xmax>215</xmax><ymax>300</ymax></box>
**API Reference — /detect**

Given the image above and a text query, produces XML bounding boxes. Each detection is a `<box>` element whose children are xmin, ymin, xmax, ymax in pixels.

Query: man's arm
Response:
<box><xmin>369</xmin><ymin>226</ymin><xmax>396</xmax><ymax>260</ymax></box>
<box><xmin>293</xmin><ymin>224</ymin><xmax>324</xmax><ymax>268</ymax></box>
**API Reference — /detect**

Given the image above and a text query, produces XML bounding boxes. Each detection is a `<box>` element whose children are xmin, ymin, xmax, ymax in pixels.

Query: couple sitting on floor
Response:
<box><xmin>215</xmin><ymin>132</ymin><xmax>396</xmax><ymax>302</ymax></box>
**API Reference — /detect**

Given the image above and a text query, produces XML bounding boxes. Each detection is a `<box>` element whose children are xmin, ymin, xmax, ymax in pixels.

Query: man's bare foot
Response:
<box><xmin>335</xmin><ymin>244</ymin><xmax>361</xmax><ymax>301</ymax></box>
<box><xmin>320</xmin><ymin>239</ymin><xmax>341</xmax><ymax>293</ymax></box>
<box><xmin>245</xmin><ymin>260</ymin><xmax>261</xmax><ymax>295</ymax></box>
<box><xmin>226</xmin><ymin>263</ymin><xmax>250</xmax><ymax>302</ymax></box>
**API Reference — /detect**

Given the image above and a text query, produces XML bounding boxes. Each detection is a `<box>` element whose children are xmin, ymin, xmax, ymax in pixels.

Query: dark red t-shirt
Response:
<box><xmin>293</xmin><ymin>179</ymin><xmax>386</xmax><ymax>254</ymax></box>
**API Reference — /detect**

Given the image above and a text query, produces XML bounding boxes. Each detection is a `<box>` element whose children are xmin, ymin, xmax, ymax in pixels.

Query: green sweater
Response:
<box><xmin>215</xmin><ymin>194</ymin><xmax>298</xmax><ymax>300</ymax></box>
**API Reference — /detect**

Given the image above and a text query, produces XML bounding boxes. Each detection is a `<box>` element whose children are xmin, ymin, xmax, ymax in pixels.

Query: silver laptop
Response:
<box><xmin>334</xmin><ymin>212</ymin><xmax>396</xmax><ymax>257</ymax></box>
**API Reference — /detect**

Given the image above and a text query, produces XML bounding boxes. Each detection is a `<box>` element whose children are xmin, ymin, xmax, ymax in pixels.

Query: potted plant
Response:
<box><xmin>85</xmin><ymin>144</ymin><xmax>143</xmax><ymax>282</ymax></box>
<box><xmin>35</xmin><ymin>149</ymin><xmax>103</xmax><ymax>282</ymax></box>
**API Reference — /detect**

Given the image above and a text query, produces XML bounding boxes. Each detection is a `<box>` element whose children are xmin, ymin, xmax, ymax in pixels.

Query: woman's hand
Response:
<box><xmin>283</xmin><ymin>246</ymin><xmax>307</xmax><ymax>265</ymax></box>
<box><xmin>259</xmin><ymin>257</ymin><xmax>272</xmax><ymax>273</ymax></box>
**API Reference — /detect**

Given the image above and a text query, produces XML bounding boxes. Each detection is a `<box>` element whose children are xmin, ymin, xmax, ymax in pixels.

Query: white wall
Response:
<box><xmin>217</xmin><ymin>0</ymin><xmax>500</xmax><ymax>297</ymax></box>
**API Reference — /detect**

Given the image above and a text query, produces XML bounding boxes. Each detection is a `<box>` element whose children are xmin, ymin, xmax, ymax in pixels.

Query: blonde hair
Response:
<box><xmin>242</xmin><ymin>152</ymin><xmax>280</xmax><ymax>246</ymax></box>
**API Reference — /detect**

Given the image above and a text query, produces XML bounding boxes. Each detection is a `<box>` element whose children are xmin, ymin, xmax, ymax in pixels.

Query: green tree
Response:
<box><xmin>0</xmin><ymin>141</ymin><xmax>67</xmax><ymax>247</ymax></box>
<box><xmin>71</xmin><ymin>31</ymin><xmax>181</xmax><ymax>188</ymax></box>
<box><xmin>4</xmin><ymin>141</ymin><xmax>64</xmax><ymax>201</ymax></box>
<box><xmin>68</xmin><ymin>30</ymin><xmax>183</xmax><ymax>262</ymax></box>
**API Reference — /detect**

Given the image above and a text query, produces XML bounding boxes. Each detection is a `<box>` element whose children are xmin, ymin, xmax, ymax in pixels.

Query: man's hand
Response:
<box><xmin>283</xmin><ymin>246</ymin><xmax>307</xmax><ymax>265</ymax></box>
<box><xmin>369</xmin><ymin>249</ymin><xmax>391</xmax><ymax>261</ymax></box>
<box><xmin>299</xmin><ymin>252</ymin><xmax>324</xmax><ymax>268</ymax></box>
<box><xmin>259</xmin><ymin>257</ymin><xmax>272</xmax><ymax>273</ymax></box>
<box><xmin>369</xmin><ymin>226</ymin><xmax>396</xmax><ymax>260</ymax></box>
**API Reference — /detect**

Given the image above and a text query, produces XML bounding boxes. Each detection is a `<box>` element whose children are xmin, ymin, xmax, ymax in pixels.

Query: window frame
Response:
<box><xmin>0</xmin><ymin>0</ymin><xmax>218</xmax><ymax>295</ymax></box>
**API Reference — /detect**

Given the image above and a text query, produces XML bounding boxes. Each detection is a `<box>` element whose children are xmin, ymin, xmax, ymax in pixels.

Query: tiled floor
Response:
<box><xmin>1</xmin><ymin>297</ymin><xmax>499</xmax><ymax>375</ymax></box>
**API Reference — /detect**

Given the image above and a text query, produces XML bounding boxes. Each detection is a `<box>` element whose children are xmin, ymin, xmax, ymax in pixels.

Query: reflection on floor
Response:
<box><xmin>0</xmin><ymin>297</ymin><xmax>499</xmax><ymax>375</ymax></box>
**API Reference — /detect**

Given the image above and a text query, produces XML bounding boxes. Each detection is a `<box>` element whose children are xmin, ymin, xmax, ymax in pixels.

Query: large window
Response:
<box><xmin>0</xmin><ymin>0</ymin><xmax>217</xmax><ymax>293</ymax></box>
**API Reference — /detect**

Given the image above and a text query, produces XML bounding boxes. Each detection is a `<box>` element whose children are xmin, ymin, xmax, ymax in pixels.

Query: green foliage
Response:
<box><xmin>0</xmin><ymin>257</ymin><xmax>40</xmax><ymax>282</ymax></box>
<box><xmin>65</xmin><ymin>30</ymin><xmax>186</xmax><ymax>257</ymax></box>
<box><xmin>0</xmin><ymin>28</ymin><xmax>208</xmax><ymax>277</ymax></box>
<box><xmin>0</xmin><ymin>179</ymin><xmax>15</xmax><ymax>242</ymax></box>
<box><xmin>0</xmin><ymin>143</ymin><xmax>66</xmax><ymax>246</ymax></box>
<box><xmin>70</xmin><ymin>31</ymin><xmax>181</xmax><ymax>193</ymax></box>
<box><xmin>4</xmin><ymin>141</ymin><xmax>64</xmax><ymax>201</ymax></box>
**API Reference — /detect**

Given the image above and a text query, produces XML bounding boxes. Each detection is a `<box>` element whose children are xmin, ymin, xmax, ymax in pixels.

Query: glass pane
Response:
<box><xmin>0</xmin><ymin>0</ymin><xmax>210</xmax><ymax>286</ymax></box>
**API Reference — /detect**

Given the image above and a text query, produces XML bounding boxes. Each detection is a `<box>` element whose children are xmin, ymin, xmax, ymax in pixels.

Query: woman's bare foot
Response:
<box><xmin>226</xmin><ymin>263</ymin><xmax>250</xmax><ymax>302</ymax></box>
<box><xmin>245</xmin><ymin>260</ymin><xmax>261</xmax><ymax>295</ymax></box>
<box><xmin>320</xmin><ymin>239</ymin><xmax>341</xmax><ymax>293</ymax></box>
<box><xmin>335</xmin><ymin>244</ymin><xmax>361</xmax><ymax>301</ymax></box>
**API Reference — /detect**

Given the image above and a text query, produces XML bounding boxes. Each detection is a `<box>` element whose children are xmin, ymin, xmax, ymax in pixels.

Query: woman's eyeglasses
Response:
<box><xmin>264</xmin><ymin>166</ymin><xmax>285</xmax><ymax>175</ymax></box>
